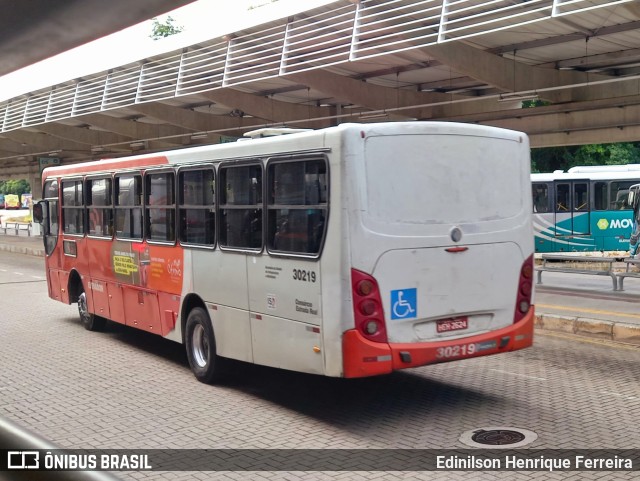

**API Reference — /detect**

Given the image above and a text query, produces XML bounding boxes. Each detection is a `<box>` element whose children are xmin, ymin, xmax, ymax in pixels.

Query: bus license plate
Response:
<box><xmin>436</xmin><ymin>317</ymin><xmax>468</xmax><ymax>333</ymax></box>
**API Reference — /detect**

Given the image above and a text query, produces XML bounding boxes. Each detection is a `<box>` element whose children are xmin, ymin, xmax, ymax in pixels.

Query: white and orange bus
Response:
<box><xmin>35</xmin><ymin>122</ymin><xmax>535</xmax><ymax>384</ymax></box>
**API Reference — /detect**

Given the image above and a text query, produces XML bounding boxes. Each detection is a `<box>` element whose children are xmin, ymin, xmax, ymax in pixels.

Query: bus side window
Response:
<box><xmin>267</xmin><ymin>158</ymin><xmax>328</xmax><ymax>255</ymax></box>
<box><xmin>615</xmin><ymin>190</ymin><xmax>629</xmax><ymax>210</ymax></box>
<box><xmin>594</xmin><ymin>182</ymin><xmax>608</xmax><ymax>210</ymax></box>
<box><xmin>532</xmin><ymin>183</ymin><xmax>549</xmax><ymax>213</ymax></box>
<box><xmin>115</xmin><ymin>175</ymin><xmax>143</xmax><ymax>240</ymax></box>
<box><xmin>574</xmin><ymin>183</ymin><xmax>588</xmax><ymax>211</ymax></box>
<box><xmin>611</xmin><ymin>181</ymin><xmax>639</xmax><ymax>210</ymax></box>
<box><xmin>61</xmin><ymin>179</ymin><xmax>85</xmax><ymax>235</ymax></box>
<box><xmin>219</xmin><ymin>164</ymin><xmax>263</xmax><ymax>250</ymax></box>
<box><xmin>87</xmin><ymin>177</ymin><xmax>113</xmax><ymax>237</ymax></box>
<box><xmin>556</xmin><ymin>184</ymin><xmax>570</xmax><ymax>212</ymax></box>
<box><xmin>145</xmin><ymin>171</ymin><xmax>176</xmax><ymax>243</ymax></box>
<box><xmin>42</xmin><ymin>180</ymin><xmax>59</xmax><ymax>256</ymax></box>
<box><xmin>178</xmin><ymin>168</ymin><xmax>215</xmax><ymax>246</ymax></box>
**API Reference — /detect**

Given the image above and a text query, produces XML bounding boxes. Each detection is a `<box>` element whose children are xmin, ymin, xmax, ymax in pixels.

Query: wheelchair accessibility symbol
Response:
<box><xmin>390</xmin><ymin>288</ymin><xmax>417</xmax><ymax>320</ymax></box>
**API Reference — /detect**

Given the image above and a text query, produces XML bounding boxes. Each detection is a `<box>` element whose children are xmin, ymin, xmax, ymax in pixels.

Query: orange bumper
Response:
<box><xmin>342</xmin><ymin>307</ymin><xmax>535</xmax><ymax>378</ymax></box>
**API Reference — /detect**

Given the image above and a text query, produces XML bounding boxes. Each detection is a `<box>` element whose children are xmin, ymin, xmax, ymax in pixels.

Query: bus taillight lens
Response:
<box><xmin>365</xmin><ymin>320</ymin><xmax>380</xmax><ymax>335</ymax></box>
<box><xmin>521</xmin><ymin>261</ymin><xmax>533</xmax><ymax>279</ymax></box>
<box><xmin>513</xmin><ymin>255</ymin><xmax>534</xmax><ymax>323</ymax></box>
<box><xmin>356</xmin><ymin>280</ymin><xmax>374</xmax><ymax>296</ymax></box>
<box><xmin>351</xmin><ymin>269</ymin><xmax>388</xmax><ymax>343</ymax></box>
<box><xmin>359</xmin><ymin>300</ymin><xmax>376</xmax><ymax>316</ymax></box>
<box><xmin>520</xmin><ymin>281</ymin><xmax>532</xmax><ymax>297</ymax></box>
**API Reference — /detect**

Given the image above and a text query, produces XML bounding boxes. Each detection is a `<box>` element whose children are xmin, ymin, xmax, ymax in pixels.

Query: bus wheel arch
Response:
<box><xmin>180</xmin><ymin>294</ymin><xmax>207</xmax><ymax>343</ymax></box>
<box><xmin>67</xmin><ymin>270</ymin><xmax>83</xmax><ymax>304</ymax></box>
<box><xmin>68</xmin><ymin>270</ymin><xmax>105</xmax><ymax>332</ymax></box>
<box><xmin>184</xmin><ymin>304</ymin><xmax>228</xmax><ymax>384</ymax></box>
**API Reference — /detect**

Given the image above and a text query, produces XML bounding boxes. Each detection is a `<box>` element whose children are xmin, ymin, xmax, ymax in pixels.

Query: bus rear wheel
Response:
<box><xmin>78</xmin><ymin>289</ymin><xmax>106</xmax><ymax>331</ymax></box>
<box><xmin>185</xmin><ymin>307</ymin><xmax>227</xmax><ymax>384</ymax></box>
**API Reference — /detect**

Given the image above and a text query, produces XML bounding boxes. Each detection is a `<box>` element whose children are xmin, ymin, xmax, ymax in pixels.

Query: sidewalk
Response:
<box><xmin>1</xmin><ymin>233</ymin><xmax>639</xmax><ymax>346</ymax></box>
<box><xmin>0</xmin><ymin>232</ymin><xmax>45</xmax><ymax>257</ymax></box>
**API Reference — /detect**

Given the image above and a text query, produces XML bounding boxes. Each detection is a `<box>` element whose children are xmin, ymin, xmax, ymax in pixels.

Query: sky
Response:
<box><xmin>0</xmin><ymin>0</ymin><xmax>335</xmax><ymax>102</ymax></box>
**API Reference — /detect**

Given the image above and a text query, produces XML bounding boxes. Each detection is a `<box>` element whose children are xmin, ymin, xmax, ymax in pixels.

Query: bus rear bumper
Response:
<box><xmin>342</xmin><ymin>307</ymin><xmax>535</xmax><ymax>378</ymax></box>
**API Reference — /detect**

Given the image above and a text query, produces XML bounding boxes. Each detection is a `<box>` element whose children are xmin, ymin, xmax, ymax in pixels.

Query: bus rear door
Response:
<box><xmin>554</xmin><ymin>180</ymin><xmax>592</xmax><ymax>251</ymax></box>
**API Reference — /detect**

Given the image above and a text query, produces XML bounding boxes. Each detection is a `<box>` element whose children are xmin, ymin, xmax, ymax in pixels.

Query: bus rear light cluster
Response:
<box><xmin>351</xmin><ymin>269</ymin><xmax>388</xmax><ymax>343</ymax></box>
<box><xmin>513</xmin><ymin>254</ymin><xmax>534</xmax><ymax>323</ymax></box>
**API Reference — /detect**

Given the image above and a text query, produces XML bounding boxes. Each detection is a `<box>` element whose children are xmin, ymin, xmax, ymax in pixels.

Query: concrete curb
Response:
<box><xmin>0</xmin><ymin>242</ymin><xmax>44</xmax><ymax>257</ymax></box>
<box><xmin>535</xmin><ymin>313</ymin><xmax>640</xmax><ymax>346</ymax></box>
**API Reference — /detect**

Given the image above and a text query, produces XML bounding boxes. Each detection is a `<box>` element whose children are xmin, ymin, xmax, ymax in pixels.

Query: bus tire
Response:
<box><xmin>78</xmin><ymin>288</ymin><xmax>106</xmax><ymax>331</ymax></box>
<box><xmin>185</xmin><ymin>307</ymin><xmax>227</xmax><ymax>384</ymax></box>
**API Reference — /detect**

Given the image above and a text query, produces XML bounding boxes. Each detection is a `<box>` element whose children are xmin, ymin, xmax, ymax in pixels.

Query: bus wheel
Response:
<box><xmin>78</xmin><ymin>289</ymin><xmax>105</xmax><ymax>331</ymax></box>
<box><xmin>185</xmin><ymin>307</ymin><xmax>226</xmax><ymax>384</ymax></box>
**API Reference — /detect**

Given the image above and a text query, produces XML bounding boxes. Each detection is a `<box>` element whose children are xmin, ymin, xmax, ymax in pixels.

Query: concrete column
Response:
<box><xmin>27</xmin><ymin>170</ymin><xmax>42</xmax><ymax>199</ymax></box>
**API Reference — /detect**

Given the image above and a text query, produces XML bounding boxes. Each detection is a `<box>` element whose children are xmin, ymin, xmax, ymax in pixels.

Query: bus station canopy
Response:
<box><xmin>1</xmin><ymin>0</ymin><xmax>640</xmax><ymax>183</ymax></box>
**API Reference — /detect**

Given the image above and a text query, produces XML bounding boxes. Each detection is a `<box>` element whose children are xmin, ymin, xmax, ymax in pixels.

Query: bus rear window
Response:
<box><xmin>362</xmin><ymin>134</ymin><xmax>523</xmax><ymax>230</ymax></box>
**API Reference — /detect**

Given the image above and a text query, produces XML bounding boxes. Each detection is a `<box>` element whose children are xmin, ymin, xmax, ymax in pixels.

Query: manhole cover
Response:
<box><xmin>459</xmin><ymin>427</ymin><xmax>537</xmax><ymax>448</ymax></box>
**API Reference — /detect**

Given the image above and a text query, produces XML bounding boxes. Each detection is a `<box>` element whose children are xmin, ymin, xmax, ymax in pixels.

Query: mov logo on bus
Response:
<box><xmin>597</xmin><ymin>218</ymin><xmax>633</xmax><ymax>230</ymax></box>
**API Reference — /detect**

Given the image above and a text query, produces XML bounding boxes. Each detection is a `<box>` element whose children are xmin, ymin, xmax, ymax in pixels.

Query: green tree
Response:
<box><xmin>149</xmin><ymin>16</ymin><xmax>183</xmax><ymax>40</ymax></box>
<box><xmin>0</xmin><ymin>179</ymin><xmax>30</xmax><ymax>195</ymax></box>
<box><xmin>572</xmin><ymin>143</ymin><xmax>640</xmax><ymax>166</ymax></box>
<box><xmin>531</xmin><ymin>143</ymin><xmax>640</xmax><ymax>173</ymax></box>
<box><xmin>530</xmin><ymin>146</ymin><xmax>577</xmax><ymax>173</ymax></box>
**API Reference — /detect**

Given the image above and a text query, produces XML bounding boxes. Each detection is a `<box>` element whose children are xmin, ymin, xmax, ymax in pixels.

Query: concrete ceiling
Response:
<box><xmin>2</xmin><ymin>0</ymin><xmax>640</xmax><ymax>181</ymax></box>
<box><xmin>0</xmin><ymin>0</ymin><xmax>195</xmax><ymax>76</ymax></box>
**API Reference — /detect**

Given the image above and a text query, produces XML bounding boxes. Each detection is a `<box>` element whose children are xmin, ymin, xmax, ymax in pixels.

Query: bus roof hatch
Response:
<box><xmin>243</xmin><ymin>127</ymin><xmax>311</xmax><ymax>139</ymax></box>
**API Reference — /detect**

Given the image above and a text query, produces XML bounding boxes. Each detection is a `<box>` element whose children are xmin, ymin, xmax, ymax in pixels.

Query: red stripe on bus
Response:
<box><xmin>42</xmin><ymin>155</ymin><xmax>169</xmax><ymax>177</ymax></box>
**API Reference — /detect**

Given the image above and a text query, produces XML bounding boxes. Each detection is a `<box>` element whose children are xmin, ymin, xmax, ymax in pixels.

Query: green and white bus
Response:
<box><xmin>532</xmin><ymin>165</ymin><xmax>640</xmax><ymax>252</ymax></box>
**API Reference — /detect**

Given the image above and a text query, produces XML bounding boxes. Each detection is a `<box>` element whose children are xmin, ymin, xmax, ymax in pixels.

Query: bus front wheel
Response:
<box><xmin>78</xmin><ymin>288</ymin><xmax>105</xmax><ymax>331</ymax></box>
<box><xmin>185</xmin><ymin>307</ymin><xmax>227</xmax><ymax>384</ymax></box>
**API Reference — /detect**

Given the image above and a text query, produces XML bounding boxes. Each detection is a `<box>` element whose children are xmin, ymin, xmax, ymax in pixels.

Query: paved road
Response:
<box><xmin>1</xmin><ymin>251</ymin><xmax>639</xmax><ymax>480</ymax></box>
<box><xmin>535</xmin><ymin>270</ymin><xmax>640</xmax><ymax>333</ymax></box>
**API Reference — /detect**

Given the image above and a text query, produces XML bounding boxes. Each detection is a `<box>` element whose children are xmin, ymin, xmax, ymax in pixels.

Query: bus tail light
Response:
<box><xmin>351</xmin><ymin>269</ymin><xmax>388</xmax><ymax>343</ymax></box>
<box><xmin>513</xmin><ymin>254</ymin><xmax>534</xmax><ymax>323</ymax></box>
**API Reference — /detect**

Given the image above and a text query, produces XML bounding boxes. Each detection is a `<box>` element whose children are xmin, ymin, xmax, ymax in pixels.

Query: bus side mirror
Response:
<box><xmin>629</xmin><ymin>191</ymin><xmax>636</xmax><ymax>207</ymax></box>
<box><xmin>33</xmin><ymin>202</ymin><xmax>44</xmax><ymax>223</ymax></box>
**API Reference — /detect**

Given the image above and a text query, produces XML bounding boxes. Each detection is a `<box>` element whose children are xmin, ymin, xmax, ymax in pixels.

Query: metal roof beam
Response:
<box><xmin>197</xmin><ymin>89</ymin><xmax>333</xmax><ymax>129</ymax></box>
<box><xmin>77</xmin><ymin>113</ymin><xmax>187</xmax><ymax>148</ymax></box>
<box><xmin>0</xmin><ymin>130</ymin><xmax>88</xmax><ymax>154</ymax></box>
<box><xmin>530</xmin><ymin>125</ymin><xmax>640</xmax><ymax>148</ymax></box>
<box><xmin>489</xmin><ymin>20</ymin><xmax>640</xmax><ymax>56</ymax></box>
<box><xmin>129</xmin><ymin>102</ymin><xmax>260</xmax><ymax>132</ymax></box>
<box><xmin>287</xmin><ymin>69</ymin><xmax>445</xmax><ymax>119</ymax></box>
<box><xmin>422</xmin><ymin>41</ymin><xmax>606</xmax><ymax>104</ymax></box>
<box><xmin>34</xmin><ymin>123</ymin><xmax>132</xmax><ymax>150</ymax></box>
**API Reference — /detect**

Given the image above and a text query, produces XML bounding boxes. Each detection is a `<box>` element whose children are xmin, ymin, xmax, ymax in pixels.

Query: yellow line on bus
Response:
<box><xmin>537</xmin><ymin>303</ymin><xmax>640</xmax><ymax>320</ymax></box>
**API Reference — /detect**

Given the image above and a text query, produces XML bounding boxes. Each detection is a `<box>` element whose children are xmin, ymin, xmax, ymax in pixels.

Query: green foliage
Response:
<box><xmin>149</xmin><ymin>16</ymin><xmax>183</xmax><ymax>40</ymax></box>
<box><xmin>531</xmin><ymin>143</ymin><xmax>640</xmax><ymax>173</ymax></box>
<box><xmin>512</xmin><ymin>99</ymin><xmax>640</xmax><ymax>172</ymax></box>
<box><xmin>0</xmin><ymin>179</ymin><xmax>31</xmax><ymax>196</ymax></box>
<box><xmin>522</xmin><ymin>99</ymin><xmax>551</xmax><ymax>108</ymax></box>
